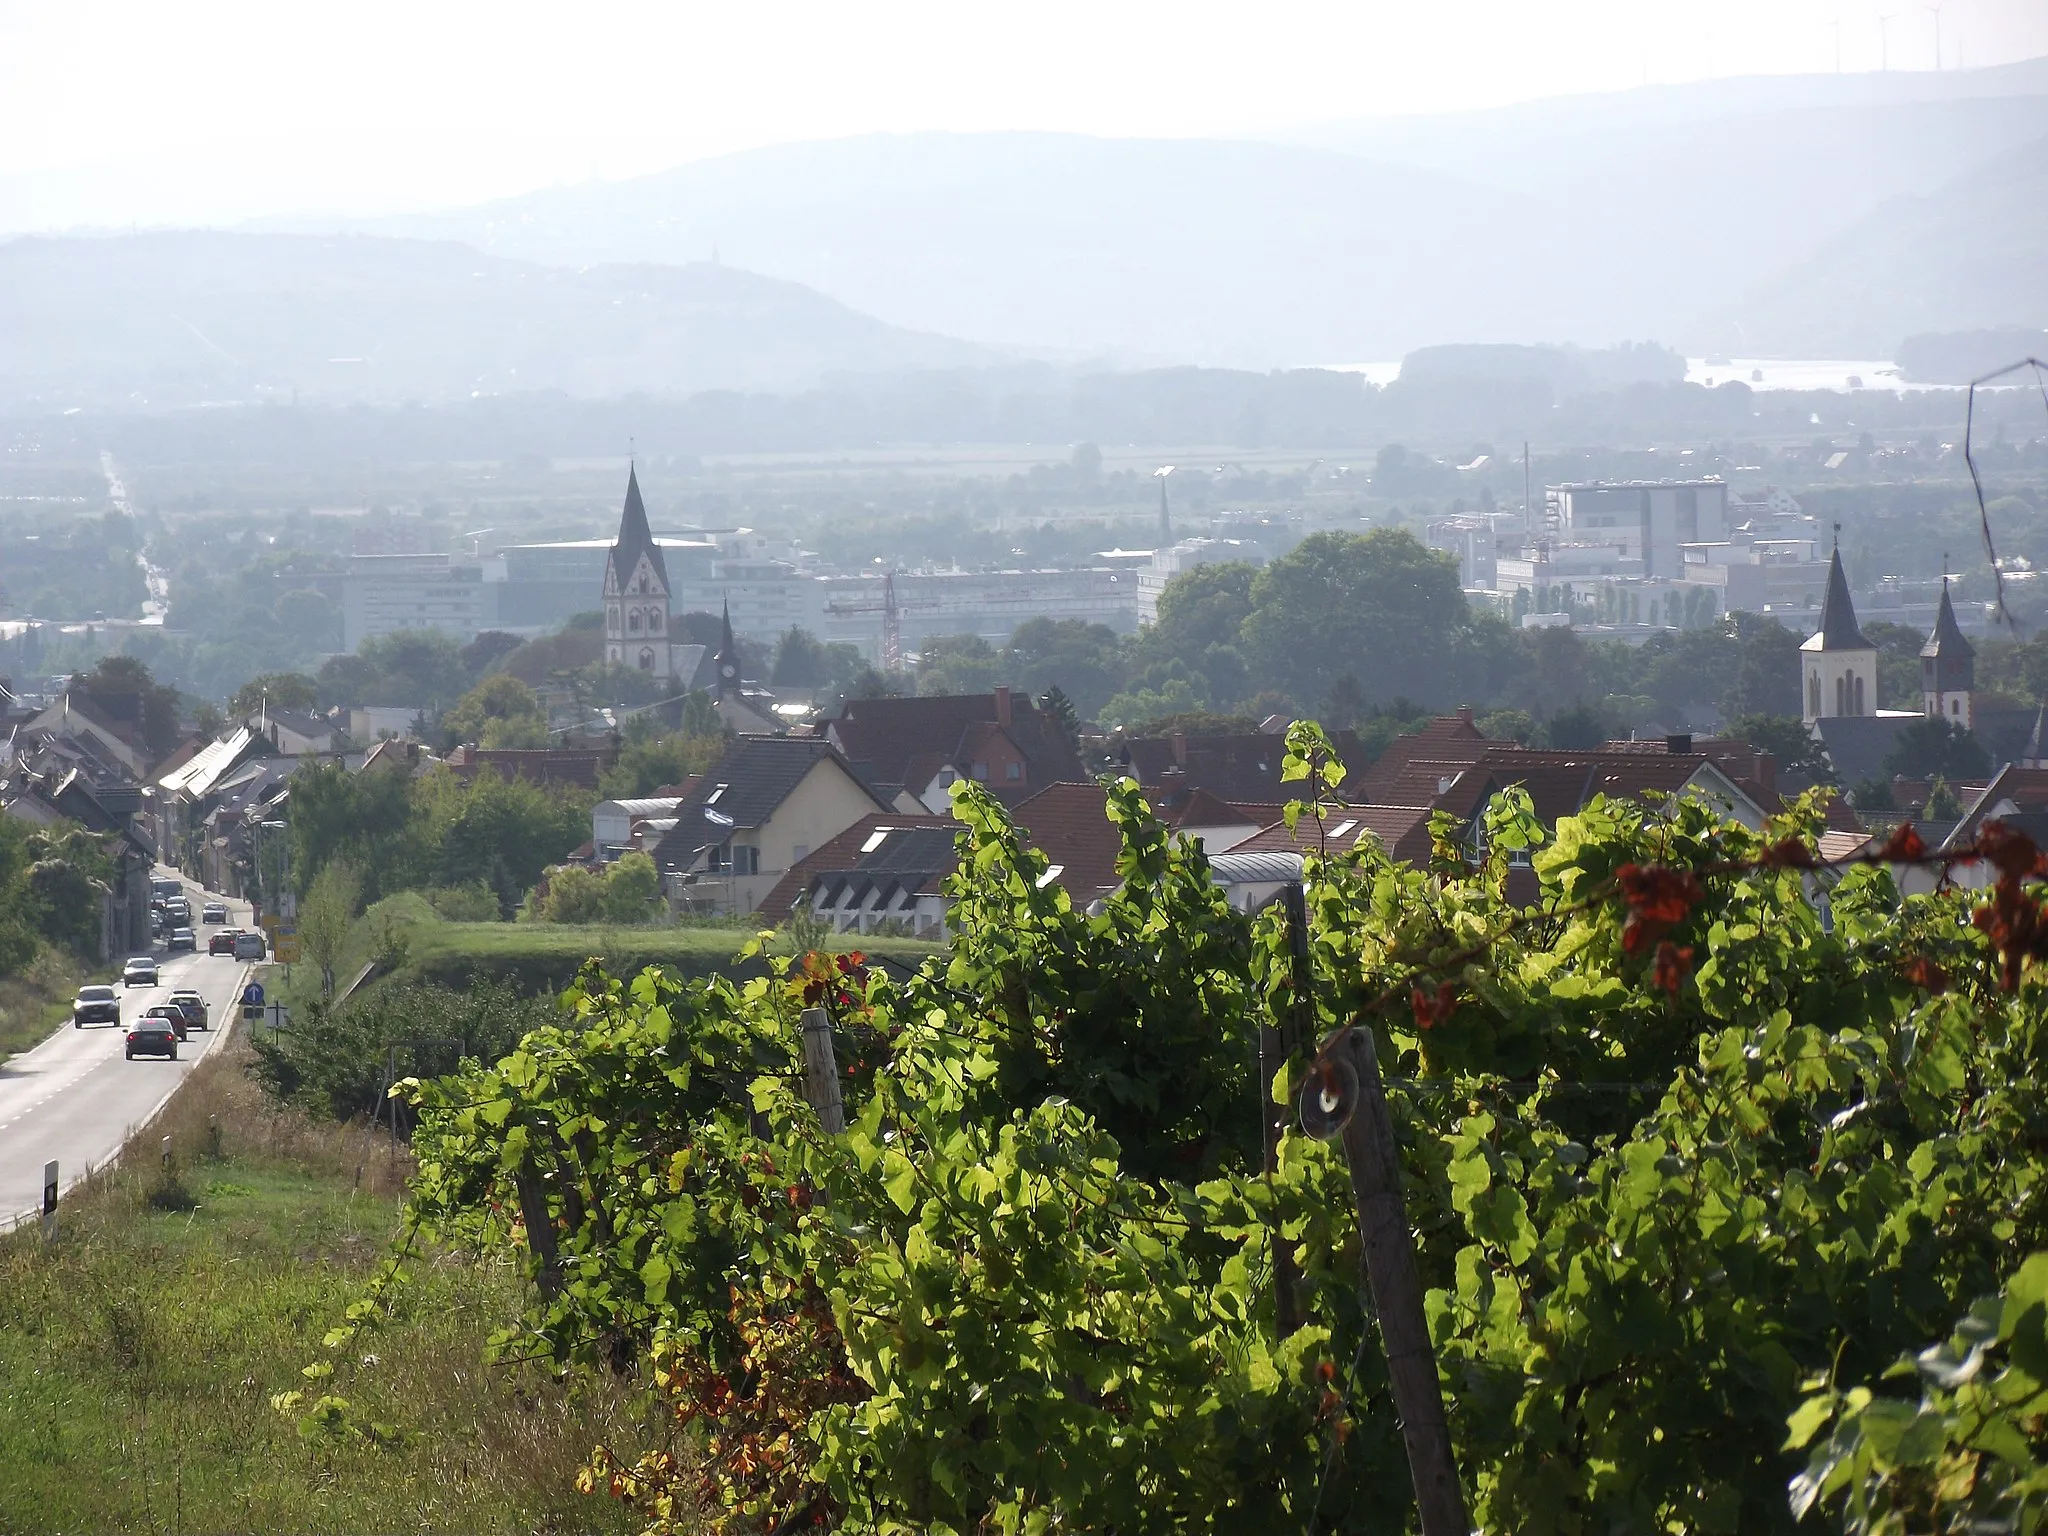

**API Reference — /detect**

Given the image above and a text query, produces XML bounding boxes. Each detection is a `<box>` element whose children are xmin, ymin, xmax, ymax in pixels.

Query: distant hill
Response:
<box><xmin>1718</xmin><ymin>134</ymin><xmax>2048</xmax><ymax>356</ymax></box>
<box><xmin>296</xmin><ymin>66</ymin><xmax>2048</xmax><ymax>364</ymax></box>
<box><xmin>1896</xmin><ymin>327</ymin><xmax>2048</xmax><ymax>384</ymax></box>
<box><xmin>0</xmin><ymin>232</ymin><xmax>1000</xmax><ymax>410</ymax></box>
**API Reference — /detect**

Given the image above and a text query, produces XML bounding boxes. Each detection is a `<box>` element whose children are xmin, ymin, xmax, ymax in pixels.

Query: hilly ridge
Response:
<box><xmin>0</xmin><ymin>231</ymin><xmax>1001</xmax><ymax>410</ymax></box>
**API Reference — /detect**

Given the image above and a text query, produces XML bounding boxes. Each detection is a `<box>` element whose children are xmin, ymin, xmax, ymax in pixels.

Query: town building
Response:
<box><xmin>1538</xmin><ymin>479</ymin><xmax>1730</xmax><ymax>580</ymax></box>
<box><xmin>1922</xmin><ymin>580</ymin><xmax>1976</xmax><ymax>729</ymax></box>
<box><xmin>814</xmin><ymin>687</ymin><xmax>1084</xmax><ymax>810</ymax></box>
<box><xmin>341</xmin><ymin>553</ymin><xmax>491</xmax><ymax>651</ymax></box>
<box><xmin>1802</xmin><ymin>549</ymin><xmax>1880</xmax><ymax>725</ymax></box>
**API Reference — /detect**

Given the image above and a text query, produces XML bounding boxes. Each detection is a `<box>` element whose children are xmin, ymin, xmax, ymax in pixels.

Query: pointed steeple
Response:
<box><xmin>1921</xmin><ymin>579</ymin><xmax>1974</xmax><ymax>663</ymax></box>
<box><xmin>607</xmin><ymin>464</ymin><xmax>667</xmax><ymax>593</ymax></box>
<box><xmin>714</xmin><ymin>597</ymin><xmax>740</xmax><ymax>696</ymax></box>
<box><xmin>1812</xmin><ymin>547</ymin><xmax>1869</xmax><ymax>650</ymax></box>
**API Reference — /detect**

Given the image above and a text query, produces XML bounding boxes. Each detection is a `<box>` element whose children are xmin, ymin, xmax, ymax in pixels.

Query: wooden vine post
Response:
<box><xmin>1330</xmin><ymin>1024</ymin><xmax>1469</xmax><ymax>1536</ymax></box>
<box><xmin>800</xmin><ymin>1006</ymin><xmax>846</xmax><ymax>1134</ymax></box>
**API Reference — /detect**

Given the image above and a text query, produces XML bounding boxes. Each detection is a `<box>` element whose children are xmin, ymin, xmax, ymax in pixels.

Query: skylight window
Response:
<box><xmin>706</xmin><ymin>784</ymin><xmax>727</xmax><ymax>804</ymax></box>
<box><xmin>861</xmin><ymin>827</ymin><xmax>895</xmax><ymax>854</ymax></box>
<box><xmin>1035</xmin><ymin>865</ymin><xmax>1065</xmax><ymax>888</ymax></box>
<box><xmin>1329</xmin><ymin>819</ymin><xmax>1357</xmax><ymax>839</ymax></box>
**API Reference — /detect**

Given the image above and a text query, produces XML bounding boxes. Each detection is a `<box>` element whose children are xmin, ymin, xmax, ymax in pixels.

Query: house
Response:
<box><xmin>29</xmin><ymin>693</ymin><xmax>148</xmax><ymax>779</ymax></box>
<box><xmin>591</xmin><ymin>793</ymin><xmax>689</xmax><ymax>864</ymax></box>
<box><xmin>151</xmin><ymin>727</ymin><xmax>266</xmax><ymax>867</ymax></box>
<box><xmin>650</xmin><ymin>737</ymin><xmax>895</xmax><ymax>915</ymax></box>
<box><xmin>1926</xmin><ymin>765</ymin><xmax>2048</xmax><ymax>892</ymax></box>
<box><xmin>756</xmin><ymin>813</ymin><xmax>963</xmax><ymax>937</ymax></box>
<box><xmin>817</xmin><ymin>686</ymin><xmax>1084</xmax><ymax>809</ymax></box>
<box><xmin>246</xmin><ymin>707</ymin><xmax>338</xmax><ymax>757</ymax></box>
<box><xmin>1230</xmin><ymin>804</ymin><xmax>1439</xmax><ymax>868</ymax></box>
<box><xmin>442</xmin><ymin>745</ymin><xmax>611</xmax><ymax>791</ymax></box>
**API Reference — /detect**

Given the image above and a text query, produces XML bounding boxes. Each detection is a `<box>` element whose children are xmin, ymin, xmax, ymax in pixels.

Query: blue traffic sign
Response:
<box><xmin>242</xmin><ymin>982</ymin><xmax>265</xmax><ymax>1007</ymax></box>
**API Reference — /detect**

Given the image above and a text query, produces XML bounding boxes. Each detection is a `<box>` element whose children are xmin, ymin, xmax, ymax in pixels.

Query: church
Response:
<box><xmin>1800</xmin><ymin>546</ymin><xmax>2038</xmax><ymax>788</ymax></box>
<box><xmin>602</xmin><ymin>467</ymin><xmax>781</xmax><ymax>733</ymax></box>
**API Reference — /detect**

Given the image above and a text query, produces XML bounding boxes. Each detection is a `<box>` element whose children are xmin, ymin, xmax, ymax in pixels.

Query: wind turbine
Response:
<box><xmin>1878</xmin><ymin>12</ymin><xmax>1896</xmax><ymax>70</ymax></box>
<box><xmin>1924</xmin><ymin>4</ymin><xmax>1944</xmax><ymax>69</ymax></box>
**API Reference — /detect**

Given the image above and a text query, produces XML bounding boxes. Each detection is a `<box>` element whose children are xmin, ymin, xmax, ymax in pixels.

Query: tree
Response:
<box><xmin>459</xmin><ymin>630</ymin><xmax>525</xmax><ymax>680</ymax></box>
<box><xmin>298</xmin><ymin>858</ymin><xmax>362</xmax><ymax>999</ymax></box>
<box><xmin>1002</xmin><ymin>618</ymin><xmax>1128</xmax><ymax>720</ymax></box>
<box><xmin>771</xmin><ymin>627</ymin><xmax>831</xmax><ymax>687</ymax></box>
<box><xmin>1849</xmin><ymin>776</ymin><xmax>1897</xmax><ymax>812</ymax></box>
<box><xmin>1862</xmin><ymin>621</ymin><xmax>1927</xmax><ymax>710</ymax></box>
<box><xmin>230</xmin><ymin>671</ymin><xmax>320</xmax><ymax>720</ymax></box>
<box><xmin>1724</xmin><ymin>712</ymin><xmax>1838</xmax><ymax>784</ymax></box>
<box><xmin>1718</xmin><ymin>615</ymin><xmax>1804</xmax><ymax>719</ymax></box>
<box><xmin>1539</xmin><ymin>700</ymin><xmax>1608</xmax><ymax>749</ymax></box>
<box><xmin>1882</xmin><ymin>716</ymin><xmax>1991</xmax><ymax>782</ymax></box>
<box><xmin>442</xmin><ymin>675</ymin><xmax>549</xmax><ymax>749</ymax></box>
<box><xmin>75</xmin><ymin>653</ymin><xmax>181</xmax><ymax>760</ymax></box>
<box><xmin>599</xmin><ymin>728</ymin><xmax>726</xmax><ymax>800</ymax></box>
<box><xmin>1240</xmin><ymin>530</ymin><xmax>1466</xmax><ymax>708</ymax></box>
<box><xmin>1036</xmin><ymin>685</ymin><xmax>1080</xmax><ymax>749</ymax></box>
<box><xmin>600</xmin><ymin>852</ymin><xmax>662</xmax><ymax>923</ymax></box>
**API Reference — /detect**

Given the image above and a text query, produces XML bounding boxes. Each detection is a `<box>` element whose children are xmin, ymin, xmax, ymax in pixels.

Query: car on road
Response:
<box><xmin>167</xmin><ymin>926</ymin><xmax>196</xmax><ymax>952</ymax></box>
<box><xmin>143</xmin><ymin>1002</ymin><xmax>189</xmax><ymax>1042</ymax></box>
<box><xmin>73</xmin><ymin>984</ymin><xmax>120</xmax><ymax>1028</ymax></box>
<box><xmin>168</xmin><ymin>989</ymin><xmax>208</xmax><ymax>1031</ymax></box>
<box><xmin>151</xmin><ymin>877</ymin><xmax>182</xmax><ymax>904</ymax></box>
<box><xmin>208</xmin><ymin>928</ymin><xmax>240</xmax><ymax>956</ymax></box>
<box><xmin>233</xmin><ymin>931</ymin><xmax>267</xmax><ymax>960</ymax></box>
<box><xmin>125</xmin><ymin>1016</ymin><xmax>179</xmax><ymax>1060</ymax></box>
<box><xmin>163</xmin><ymin>899</ymin><xmax>191</xmax><ymax>925</ymax></box>
<box><xmin>122</xmin><ymin>956</ymin><xmax>159</xmax><ymax>987</ymax></box>
<box><xmin>201</xmin><ymin>902</ymin><xmax>228</xmax><ymax>924</ymax></box>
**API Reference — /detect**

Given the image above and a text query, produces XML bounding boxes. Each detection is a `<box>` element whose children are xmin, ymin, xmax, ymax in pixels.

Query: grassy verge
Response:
<box><xmin>0</xmin><ymin>1036</ymin><xmax>655</xmax><ymax>1536</ymax></box>
<box><xmin>0</xmin><ymin>946</ymin><xmax>91</xmax><ymax>1064</ymax></box>
<box><xmin>283</xmin><ymin>893</ymin><xmax>936</xmax><ymax>1008</ymax></box>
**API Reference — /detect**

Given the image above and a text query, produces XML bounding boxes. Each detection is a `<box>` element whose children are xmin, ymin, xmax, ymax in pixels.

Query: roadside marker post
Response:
<box><xmin>41</xmin><ymin>1160</ymin><xmax>56</xmax><ymax>1241</ymax></box>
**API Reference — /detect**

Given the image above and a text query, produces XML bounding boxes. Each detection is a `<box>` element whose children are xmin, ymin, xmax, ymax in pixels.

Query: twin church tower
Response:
<box><xmin>601</xmin><ymin>466</ymin><xmax>740</xmax><ymax>695</ymax></box>
<box><xmin>1800</xmin><ymin>546</ymin><xmax>1974</xmax><ymax>730</ymax></box>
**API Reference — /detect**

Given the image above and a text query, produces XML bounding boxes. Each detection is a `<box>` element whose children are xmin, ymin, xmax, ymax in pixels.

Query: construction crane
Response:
<box><xmin>824</xmin><ymin>570</ymin><xmax>932</xmax><ymax>672</ymax></box>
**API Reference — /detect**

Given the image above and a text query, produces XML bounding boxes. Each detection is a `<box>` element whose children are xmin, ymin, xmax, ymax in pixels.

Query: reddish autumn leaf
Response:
<box><xmin>1617</xmin><ymin>863</ymin><xmax>1704</xmax><ymax>926</ymax></box>
<box><xmin>1972</xmin><ymin>819</ymin><xmax>2047</xmax><ymax>883</ymax></box>
<box><xmin>1876</xmin><ymin>822</ymin><xmax>1927</xmax><ymax>863</ymax></box>
<box><xmin>1900</xmin><ymin>954</ymin><xmax>1949</xmax><ymax>994</ymax></box>
<box><xmin>1410</xmin><ymin>980</ymin><xmax>1458</xmax><ymax>1030</ymax></box>
<box><xmin>1651</xmin><ymin>941</ymin><xmax>1695</xmax><ymax>996</ymax></box>
<box><xmin>1760</xmin><ymin>837</ymin><xmax>1819</xmax><ymax>869</ymax></box>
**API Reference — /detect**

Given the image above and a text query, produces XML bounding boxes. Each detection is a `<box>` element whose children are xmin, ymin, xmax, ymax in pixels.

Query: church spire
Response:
<box><xmin>610</xmin><ymin>464</ymin><xmax>667</xmax><ymax>592</ymax></box>
<box><xmin>1813</xmin><ymin>547</ymin><xmax>1869</xmax><ymax>650</ymax></box>
<box><xmin>714</xmin><ymin>597</ymin><xmax>740</xmax><ymax>696</ymax></box>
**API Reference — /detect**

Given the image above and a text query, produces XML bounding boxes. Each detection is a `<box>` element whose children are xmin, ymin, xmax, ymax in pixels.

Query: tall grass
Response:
<box><xmin>0</xmin><ymin>945</ymin><xmax>90</xmax><ymax>1063</ymax></box>
<box><xmin>0</xmin><ymin>1039</ymin><xmax>663</xmax><ymax>1535</ymax></box>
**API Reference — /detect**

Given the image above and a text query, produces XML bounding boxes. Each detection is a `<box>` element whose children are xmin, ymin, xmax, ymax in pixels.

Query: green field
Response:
<box><xmin>300</xmin><ymin>895</ymin><xmax>937</xmax><ymax>1004</ymax></box>
<box><xmin>0</xmin><ymin>1042</ymin><xmax>653</xmax><ymax>1536</ymax></box>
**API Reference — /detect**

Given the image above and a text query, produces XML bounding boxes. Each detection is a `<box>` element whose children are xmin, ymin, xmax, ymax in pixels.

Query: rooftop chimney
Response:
<box><xmin>1665</xmin><ymin>733</ymin><xmax>1693</xmax><ymax>755</ymax></box>
<box><xmin>1457</xmin><ymin>706</ymin><xmax>1475</xmax><ymax>724</ymax></box>
<box><xmin>1170</xmin><ymin>730</ymin><xmax>1188</xmax><ymax>767</ymax></box>
<box><xmin>994</xmin><ymin>685</ymin><xmax>1012</xmax><ymax>728</ymax></box>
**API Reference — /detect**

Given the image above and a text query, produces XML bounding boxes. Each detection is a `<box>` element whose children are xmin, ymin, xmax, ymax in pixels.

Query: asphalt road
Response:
<box><xmin>0</xmin><ymin>871</ymin><xmax>259</xmax><ymax>1229</ymax></box>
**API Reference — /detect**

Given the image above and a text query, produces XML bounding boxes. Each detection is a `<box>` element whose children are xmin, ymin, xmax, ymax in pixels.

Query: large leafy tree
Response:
<box><xmin>1240</xmin><ymin>529</ymin><xmax>1467</xmax><ymax>707</ymax></box>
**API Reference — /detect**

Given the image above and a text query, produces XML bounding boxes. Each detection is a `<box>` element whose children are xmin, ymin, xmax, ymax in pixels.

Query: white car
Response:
<box><xmin>122</xmin><ymin>956</ymin><xmax>159</xmax><ymax>987</ymax></box>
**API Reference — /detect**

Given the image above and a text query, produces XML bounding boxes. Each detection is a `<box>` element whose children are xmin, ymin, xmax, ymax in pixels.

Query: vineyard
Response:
<box><xmin>286</xmin><ymin>724</ymin><xmax>2048</xmax><ymax>1533</ymax></box>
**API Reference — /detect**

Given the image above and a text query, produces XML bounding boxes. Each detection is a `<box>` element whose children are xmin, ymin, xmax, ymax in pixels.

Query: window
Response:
<box><xmin>971</xmin><ymin>762</ymin><xmax>988</xmax><ymax>781</ymax></box>
<box><xmin>792</xmin><ymin>844</ymin><xmax>809</xmax><ymax>864</ymax></box>
<box><xmin>628</xmin><ymin>609</ymin><xmax>642</xmax><ymax>633</ymax></box>
<box><xmin>1953</xmin><ymin>698</ymin><xmax>1961</xmax><ymax>716</ymax></box>
<box><xmin>639</xmin><ymin>647</ymin><xmax>655</xmax><ymax>670</ymax></box>
<box><xmin>1005</xmin><ymin>762</ymin><xmax>1021</xmax><ymax>781</ymax></box>
<box><xmin>733</xmin><ymin>845</ymin><xmax>760</xmax><ymax>876</ymax></box>
<box><xmin>1854</xmin><ymin>675</ymin><xmax>1865</xmax><ymax>714</ymax></box>
<box><xmin>860</xmin><ymin>827</ymin><xmax>893</xmax><ymax>853</ymax></box>
<box><xmin>1809</xmin><ymin>674</ymin><xmax>1821</xmax><ymax>717</ymax></box>
<box><xmin>706</xmin><ymin>784</ymin><xmax>726</xmax><ymax>804</ymax></box>
<box><xmin>647</xmin><ymin>609</ymin><xmax>662</xmax><ymax>633</ymax></box>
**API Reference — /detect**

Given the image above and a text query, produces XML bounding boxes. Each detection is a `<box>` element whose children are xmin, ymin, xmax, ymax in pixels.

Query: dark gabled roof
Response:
<box><xmin>1116</xmin><ymin>732</ymin><xmax>1289</xmax><ymax>804</ymax></box>
<box><xmin>771</xmin><ymin>817</ymin><xmax>965</xmax><ymax>918</ymax></box>
<box><xmin>443</xmin><ymin>746</ymin><xmax>609</xmax><ymax>789</ymax></box>
<box><xmin>652</xmin><ymin>737</ymin><xmax>888</xmax><ymax>869</ymax></box>
<box><xmin>605</xmin><ymin>466</ymin><xmax>667</xmax><ymax>594</ymax></box>
<box><xmin>1351</xmin><ymin>713</ymin><xmax>1499</xmax><ymax>799</ymax></box>
<box><xmin>1812</xmin><ymin>715</ymin><xmax>1916</xmax><ymax>787</ymax></box>
<box><xmin>823</xmin><ymin>692</ymin><xmax>1084</xmax><ymax>804</ymax></box>
<box><xmin>1921</xmin><ymin>582</ymin><xmax>1975</xmax><ymax>661</ymax></box>
<box><xmin>1810</xmin><ymin>548</ymin><xmax>1870</xmax><ymax>650</ymax></box>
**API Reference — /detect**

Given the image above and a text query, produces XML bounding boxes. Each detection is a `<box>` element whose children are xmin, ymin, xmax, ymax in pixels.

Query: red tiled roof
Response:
<box><xmin>1232</xmin><ymin>804</ymin><xmax>1436</xmax><ymax>864</ymax></box>
<box><xmin>1008</xmin><ymin>781</ymin><xmax>1128</xmax><ymax>901</ymax></box>
<box><xmin>444</xmin><ymin>746</ymin><xmax>610</xmax><ymax>789</ymax></box>
<box><xmin>1351</xmin><ymin>714</ymin><xmax>1498</xmax><ymax>798</ymax></box>
<box><xmin>822</xmin><ymin>692</ymin><xmax>1084</xmax><ymax>804</ymax></box>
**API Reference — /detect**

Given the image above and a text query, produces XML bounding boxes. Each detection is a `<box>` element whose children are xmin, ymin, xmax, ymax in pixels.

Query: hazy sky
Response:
<box><xmin>3</xmin><ymin>0</ymin><xmax>2046</xmax><ymax>229</ymax></box>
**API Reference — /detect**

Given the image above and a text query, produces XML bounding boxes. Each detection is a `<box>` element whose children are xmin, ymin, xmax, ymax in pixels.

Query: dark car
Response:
<box><xmin>208</xmin><ymin>928</ymin><xmax>239</xmax><ymax>956</ymax></box>
<box><xmin>125</xmin><ymin>1016</ymin><xmax>179</xmax><ymax>1060</ymax></box>
<box><xmin>73</xmin><ymin>984</ymin><xmax>120</xmax><ymax>1028</ymax></box>
<box><xmin>143</xmin><ymin>1003</ymin><xmax>189</xmax><ymax>1042</ymax></box>
<box><xmin>167</xmin><ymin>926</ymin><xmax>196</xmax><ymax>952</ymax></box>
<box><xmin>168</xmin><ymin>990</ymin><xmax>208</xmax><ymax>1031</ymax></box>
